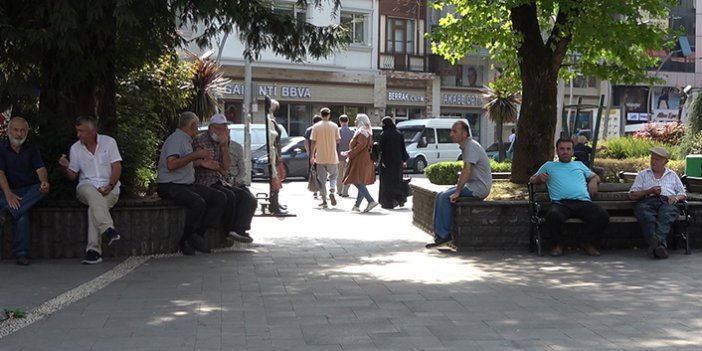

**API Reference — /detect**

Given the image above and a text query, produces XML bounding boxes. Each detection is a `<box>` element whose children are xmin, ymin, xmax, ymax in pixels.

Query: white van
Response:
<box><xmin>396</xmin><ymin>118</ymin><xmax>471</xmax><ymax>173</ymax></box>
<box><xmin>198</xmin><ymin>123</ymin><xmax>288</xmax><ymax>150</ymax></box>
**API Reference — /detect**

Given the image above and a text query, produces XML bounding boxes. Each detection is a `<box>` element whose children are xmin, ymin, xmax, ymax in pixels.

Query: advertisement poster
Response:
<box><xmin>651</xmin><ymin>87</ymin><xmax>681</xmax><ymax>123</ymax></box>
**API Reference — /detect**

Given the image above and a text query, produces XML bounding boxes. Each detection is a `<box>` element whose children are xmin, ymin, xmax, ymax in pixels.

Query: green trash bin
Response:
<box><xmin>685</xmin><ymin>155</ymin><xmax>702</xmax><ymax>177</ymax></box>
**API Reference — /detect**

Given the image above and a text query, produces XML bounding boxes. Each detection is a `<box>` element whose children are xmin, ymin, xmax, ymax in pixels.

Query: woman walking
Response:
<box><xmin>341</xmin><ymin>114</ymin><xmax>379</xmax><ymax>213</ymax></box>
<box><xmin>378</xmin><ymin>116</ymin><xmax>409</xmax><ymax>209</ymax></box>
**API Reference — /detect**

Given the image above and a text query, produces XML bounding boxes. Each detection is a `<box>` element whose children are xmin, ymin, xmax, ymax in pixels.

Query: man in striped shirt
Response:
<box><xmin>629</xmin><ymin>147</ymin><xmax>686</xmax><ymax>259</ymax></box>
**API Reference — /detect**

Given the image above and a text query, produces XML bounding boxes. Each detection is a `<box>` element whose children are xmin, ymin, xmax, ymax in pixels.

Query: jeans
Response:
<box><xmin>157</xmin><ymin>183</ymin><xmax>226</xmax><ymax>242</ymax></box>
<box><xmin>544</xmin><ymin>200</ymin><xmax>609</xmax><ymax>245</ymax></box>
<box><xmin>353</xmin><ymin>184</ymin><xmax>375</xmax><ymax>207</ymax></box>
<box><xmin>432</xmin><ymin>186</ymin><xmax>474</xmax><ymax>240</ymax></box>
<box><xmin>634</xmin><ymin>196</ymin><xmax>680</xmax><ymax>247</ymax></box>
<box><xmin>0</xmin><ymin>184</ymin><xmax>46</xmax><ymax>257</ymax></box>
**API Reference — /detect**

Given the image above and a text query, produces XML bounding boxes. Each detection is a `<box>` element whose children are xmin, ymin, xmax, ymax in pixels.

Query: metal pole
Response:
<box><xmin>590</xmin><ymin>95</ymin><xmax>606</xmax><ymax>166</ymax></box>
<box><xmin>243</xmin><ymin>57</ymin><xmax>253</xmax><ymax>185</ymax></box>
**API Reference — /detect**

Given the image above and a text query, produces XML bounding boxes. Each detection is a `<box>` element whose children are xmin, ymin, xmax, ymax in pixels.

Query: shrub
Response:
<box><xmin>424</xmin><ymin>160</ymin><xmax>512</xmax><ymax>185</ymax></box>
<box><xmin>633</xmin><ymin>122</ymin><xmax>685</xmax><ymax>145</ymax></box>
<box><xmin>679</xmin><ymin>131</ymin><xmax>702</xmax><ymax>157</ymax></box>
<box><xmin>593</xmin><ymin>157</ymin><xmax>685</xmax><ymax>182</ymax></box>
<box><xmin>599</xmin><ymin>137</ymin><xmax>680</xmax><ymax>160</ymax></box>
<box><xmin>425</xmin><ymin>161</ymin><xmax>462</xmax><ymax>185</ymax></box>
<box><xmin>116</xmin><ymin>52</ymin><xmax>193</xmax><ymax>197</ymax></box>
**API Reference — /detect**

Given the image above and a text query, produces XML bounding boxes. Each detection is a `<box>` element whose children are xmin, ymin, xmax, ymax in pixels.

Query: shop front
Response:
<box><xmin>222</xmin><ymin>80</ymin><xmax>374</xmax><ymax>136</ymax></box>
<box><xmin>384</xmin><ymin>89</ymin><xmax>428</xmax><ymax>121</ymax></box>
<box><xmin>439</xmin><ymin>90</ymin><xmax>485</xmax><ymax>143</ymax></box>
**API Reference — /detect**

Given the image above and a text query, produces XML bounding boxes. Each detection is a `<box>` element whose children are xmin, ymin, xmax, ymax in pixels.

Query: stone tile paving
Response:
<box><xmin>1</xmin><ymin>180</ymin><xmax>702</xmax><ymax>350</ymax></box>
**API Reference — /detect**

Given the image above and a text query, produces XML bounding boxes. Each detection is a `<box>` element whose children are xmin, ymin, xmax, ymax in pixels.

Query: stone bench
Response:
<box><xmin>0</xmin><ymin>198</ymin><xmax>230</xmax><ymax>259</ymax></box>
<box><xmin>411</xmin><ymin>182</ymin><xmax>702</xmax><ymax>252</ymax></box>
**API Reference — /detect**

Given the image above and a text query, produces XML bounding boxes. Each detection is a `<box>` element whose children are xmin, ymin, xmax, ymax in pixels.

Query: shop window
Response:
<box><xmin>330</xmin><ymin>105</ymin><xmax>368</xmax><ymax>123</ymax></box>
<box><xmin>277</xmin><ymin>103</ymin><xmax>310</xmax><ymax>136</ymax></box>
<box><xmin>341</xmin><ymin>12</ymin><xmax>370</xmax><ymax>46</ymax></box>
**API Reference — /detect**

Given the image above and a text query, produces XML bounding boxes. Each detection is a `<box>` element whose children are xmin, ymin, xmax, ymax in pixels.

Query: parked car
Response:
<box><xmin>484</xmin><ymin>142</ymin><xmax>513</xmax><ymax>161</ymax></box>
<box><xmin>251</xmin><ymin>136</ymin><xmax>309</xmax><ymax>179</ymax></box>
<box><xmin>197</xmin><ymin>123</ymin><xmax>288</xmax><ymax>151</ymax></box>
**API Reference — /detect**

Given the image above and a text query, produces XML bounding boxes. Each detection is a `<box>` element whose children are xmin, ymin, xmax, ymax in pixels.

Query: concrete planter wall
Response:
<box><xmin>0</xmin><ymin>199</ymin><xmax>229</xmax><ymax>259</ymax></box>
<box><xmin>412</xmin><ymin>183</ymin><xmax>702</xmax><ymax>252</ymax></box>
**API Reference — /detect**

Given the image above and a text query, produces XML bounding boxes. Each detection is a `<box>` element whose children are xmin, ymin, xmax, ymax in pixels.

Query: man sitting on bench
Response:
<box><xmin>628</xmin><ymin>147</ymin><xmax>686</xmax><ymax>259</ymax></box>
<box><xmin>529</xmin><ymin>138</ymin><xmax>609</xmax><ymax>257</ymax></box>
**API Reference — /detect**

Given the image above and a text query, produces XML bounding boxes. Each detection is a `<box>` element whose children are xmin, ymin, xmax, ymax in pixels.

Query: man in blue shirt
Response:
<box><xmin>0</xmin><ymin>117</ymin><xmax>50</xmax><ymax>265</ymax></box>
<box><xmin>529</xmin><ymin>138</ymin><xmax>609</xmax><ymax>257</ymax></box>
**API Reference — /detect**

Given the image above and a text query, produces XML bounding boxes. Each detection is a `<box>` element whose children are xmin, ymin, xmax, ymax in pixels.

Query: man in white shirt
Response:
<box><xmin>629</xmin><ymin>147</ymin><xmax>686</xmax><ymax>259</ymax></box>
<box><xmin>310</xmin><ymin>107</ymin><xmax>340</xmax><ymax>208</ymax></box>
<box><xmin>58</xmin><ymin>116</ymin><xmax>122</xmax><ymax>264</ymax></box>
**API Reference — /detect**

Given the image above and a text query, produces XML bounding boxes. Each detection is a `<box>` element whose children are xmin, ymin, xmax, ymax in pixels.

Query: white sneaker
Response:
<box><xmin>351</xmin><ymin>206</ymin><xmax>361</xmax><ymax>212</ymax></box>
<box><xmin>363</xmin><ymin>201</ymin><xmax>379</xmax><ymax>213</ymax></box>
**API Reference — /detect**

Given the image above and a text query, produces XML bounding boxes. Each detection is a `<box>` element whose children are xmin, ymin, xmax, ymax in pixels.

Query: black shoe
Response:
<box><xmin>180</xmin><ymin>240</ymin><xmax>196</xmax><ymax>256</ymax></box>
<box><xmin>654</xmin><ymin>245</ymin><xmax>669</xmax><ymax>259</ymax></box>
<box><xmin>329</xmin><ymin>194</ymin><xmax>337</xmax><ymax>206</ymax></box>
<box><xmin>102</xmin><ymin>227</ymin><xmax>120</xmax><ymax>246</ymax></box>
<box><xmin>227</xmin><ymin>231</ymin><xmax>254</xmax><ymax>244</ymax></box>
<box><xmin>15</xmin><ymin>256</ymin><xmax>29</xmax><ymax>266</ymax></box>
<box><xmin>425</xmin><ymin>236</ymin><xmax>452</xmax><ymax>249</ymax></box>
<box><xmin>81</xmin><ymin>250</ymin><xmax>102</xmax><ymax>264</ymax></box>
<box><xmin>190</xmin><ymin>235</ymin><xmax>211</xmax><ymax>253</ymax></box>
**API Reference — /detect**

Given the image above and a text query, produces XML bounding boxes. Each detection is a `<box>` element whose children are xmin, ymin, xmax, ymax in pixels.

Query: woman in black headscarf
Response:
<box><xmin>378</xmin><ymin>116</ymin><xmax>409</xmax><ymax>209</ymax></box>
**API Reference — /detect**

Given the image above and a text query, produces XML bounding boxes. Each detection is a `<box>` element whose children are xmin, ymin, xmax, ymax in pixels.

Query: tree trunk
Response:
<box><xmin>510</xmin><ymin>65</ymin><xmax>559</xmax><ymax>183</ymax></box>
<box><xmin>497</xmin><ymin>121</ymin><xmax>504</xmax><ymax>162</ymax></box>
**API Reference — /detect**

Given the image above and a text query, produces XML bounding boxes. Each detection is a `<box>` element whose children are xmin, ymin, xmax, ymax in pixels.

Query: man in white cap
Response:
<box><xmin>629</xmin><ymin>147</ymin><xmax>686</xmax><ymax>259</ymax></box>
<box><xmin>193</xmin><ymin>114</ymin><xmax>255</xmax><ymax>243</ymax></box>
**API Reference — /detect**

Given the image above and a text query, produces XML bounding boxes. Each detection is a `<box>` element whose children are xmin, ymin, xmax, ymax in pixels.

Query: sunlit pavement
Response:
<box><xmin>2</xmin><ymin>176</ymin><xmax>702</xmax><ymax>350</ymax></box>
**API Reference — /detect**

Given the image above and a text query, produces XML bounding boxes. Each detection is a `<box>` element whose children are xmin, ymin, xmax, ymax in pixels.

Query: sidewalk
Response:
<box><xmin>2</xmin><ymin>180</ymin><xmax>702</xmax><ymax>350</ymax></box>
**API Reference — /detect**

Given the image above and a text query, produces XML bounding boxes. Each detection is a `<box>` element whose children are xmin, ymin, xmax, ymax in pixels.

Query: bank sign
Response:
<box><xmin>442</xmin><ymin>93</ymin><xmax>482</xmax><ymax>106</ymax></box>
<box><xmin>224</xmin><ymin>83</ymin><xmax>312</xmax><ymax>98</ymax></box>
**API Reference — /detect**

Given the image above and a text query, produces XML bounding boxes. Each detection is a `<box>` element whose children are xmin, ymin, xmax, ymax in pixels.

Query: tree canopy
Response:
<box><xmin>429</xmin><ymin>0</ymin><xmax>676</xmax><ymax>182</ymax></box>
<box><xmin>0</xmin><ymin>0</ymin><xmax>348</xmax><ymax>196</ymax></box>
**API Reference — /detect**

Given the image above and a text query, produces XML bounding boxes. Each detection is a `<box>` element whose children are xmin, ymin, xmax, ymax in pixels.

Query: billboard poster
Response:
<box><xmin>651</xmin><ymin>87</ymin><xmax>681</xmax><ymax>123</ymax></box>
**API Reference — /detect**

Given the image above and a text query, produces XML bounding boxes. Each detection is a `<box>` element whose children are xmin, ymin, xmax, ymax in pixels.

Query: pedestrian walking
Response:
<box><xmin>341</xmin><ymin>114</ymin><xmax>378</xmax><ymax>213</ymax></box>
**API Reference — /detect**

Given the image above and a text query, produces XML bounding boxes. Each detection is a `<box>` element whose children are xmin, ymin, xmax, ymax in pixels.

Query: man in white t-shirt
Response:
<box><xmin>310</xmin><ymin>107</ymin><xmax>340</xmax><ymax>208</ymax></box>
<box><xmin>58</xmin><ymin>116</ymin><xmax>122</xmax><ymax>265</ymax></box>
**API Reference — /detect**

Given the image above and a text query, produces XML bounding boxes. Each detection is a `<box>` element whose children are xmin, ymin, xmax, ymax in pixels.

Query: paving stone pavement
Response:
<box><xmin>2</xmin><ymin>179</ymin><xmax>702</xmax><ymax>350</ymax></box>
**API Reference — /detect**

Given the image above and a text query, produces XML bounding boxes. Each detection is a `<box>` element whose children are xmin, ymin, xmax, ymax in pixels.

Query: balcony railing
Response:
<box><xmin>379</xmin><ymin>53</ymin><xmax>427</xmax><ymax>72</ymax></box>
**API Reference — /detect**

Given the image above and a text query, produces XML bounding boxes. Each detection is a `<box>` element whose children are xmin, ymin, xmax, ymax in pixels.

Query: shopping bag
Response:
<box><xmin>307</xmin><ymin>165</ymin><xmax>321</xmax><ymax>192</ymax></box>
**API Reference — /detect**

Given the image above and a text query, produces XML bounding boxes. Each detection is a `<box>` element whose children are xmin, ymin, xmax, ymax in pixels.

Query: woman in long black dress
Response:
<box><xmin>378</xmin><ymin>116</ymin><xmax>409</xmax><ymax>209</ymax></box>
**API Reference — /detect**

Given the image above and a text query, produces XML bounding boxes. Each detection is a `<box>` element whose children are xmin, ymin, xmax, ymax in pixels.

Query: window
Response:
<box><xmin>330</xmin><ymin>105</ymin><xmax>367</xmax><ymax>123</ymax></box>
<box><xmin>270</xmin><ymin>1</ymin><xmax>306</xmax><ymax>26</ymax></box>
<box><xmin>386</xmin><ymin>18</ymin><xmax>415</xmax><ymax>54</ymax></box>
<box><xmin>436</xmin><ymin>129</ymin><xmax>452</xmax><ymax>143</ymax></box>
<box><xmin>341</xmin><ymin>12</ymin><xmax>370</xmax><ymax>46</ymax></box>
<box><xmin>421</xmin><ymin>129</ymin><xmax>435</xmax><ymax>144</ymax></box>
<box><xmin>277</xmin><ymin>103</ymin><xmax>310</xmax><ymax>136</ymax></box>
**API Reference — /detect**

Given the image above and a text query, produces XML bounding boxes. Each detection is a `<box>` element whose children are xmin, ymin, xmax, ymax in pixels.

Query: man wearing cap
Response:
<box><xmin>628</xmin><ymin>147</ymin><xmax>686</xmax><ymax>259</ymax></box>
<box><xmin>156</xmin><ymin>112</ymin><xmax>227</xmax><ymax>255</ymax></box>
<box><xmin>193</xmin><ymin>114</ymin><xmax>254</xmax><ymax>243</ymax></box>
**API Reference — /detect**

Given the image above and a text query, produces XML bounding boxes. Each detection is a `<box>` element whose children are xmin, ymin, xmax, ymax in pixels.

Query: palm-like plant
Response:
<box><xmin>483</xmin><ymin>86</ymin><xmax>521</xmax><ymax>162</ymax></box>
<box><xmin>189</xmin><ymin>57</ymin><xmax>230</xmax><ymax>122</ymax></box>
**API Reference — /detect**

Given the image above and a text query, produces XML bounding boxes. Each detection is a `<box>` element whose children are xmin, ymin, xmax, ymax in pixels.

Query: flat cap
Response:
<box><xmin>650</xmin><ymin>147</ymin><xmax>670</xmax><ymax>159</ymax></box>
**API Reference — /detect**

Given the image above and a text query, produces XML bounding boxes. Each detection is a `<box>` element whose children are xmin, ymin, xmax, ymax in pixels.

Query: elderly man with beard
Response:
<box><xmin>193</xmin><ymin>114</ymin><xmax>254</xmax><ymax>243</ymax></box>
<box><xmin>0</xmin><ymin>117</ymin><xmax>50</xmax><ymax>265</ymax></box>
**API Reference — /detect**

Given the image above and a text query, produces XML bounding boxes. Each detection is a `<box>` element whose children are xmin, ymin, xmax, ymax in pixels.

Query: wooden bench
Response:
<box><xmin>528</xmin><ymin>182</ymin><xmax>690</xmax><ymax>256</ymax></box>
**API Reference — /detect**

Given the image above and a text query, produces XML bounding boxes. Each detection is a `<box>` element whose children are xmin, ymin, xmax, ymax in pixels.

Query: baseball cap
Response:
<box><xmin>209</xmin><ymin>114</ymin><xmax>230</xmax><ymax>125</ymax></box>
<box><xmin>650</xmin><ymin>147</ymin><xmax>670</xmax><ymax>159</ymax></box>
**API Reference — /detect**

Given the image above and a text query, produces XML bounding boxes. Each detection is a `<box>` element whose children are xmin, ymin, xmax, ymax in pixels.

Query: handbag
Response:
<box><xmin>400</xmin><ymin>176</ymin><xmax>413</xmax><ymax>197</ymax></box>
<box><xmin>307</xmin><ymin>165</ymin><xmax>321</xmax><ymax>192</ymax></box>
<box><xmin>370</xmin><ymin>142</ymin><xmax>380</xmax><ymax>162</ymax></box>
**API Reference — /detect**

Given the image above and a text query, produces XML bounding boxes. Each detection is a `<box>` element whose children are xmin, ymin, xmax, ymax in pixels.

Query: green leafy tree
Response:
<box><xmin>429</xmin><ymin>0</ymin><xmax>674</xmax><ymax>183</ymax></box>
<box><xmin>0</xmin><ymin>0</ymin><xmax>347</xmax><ymax>195</ymax></box>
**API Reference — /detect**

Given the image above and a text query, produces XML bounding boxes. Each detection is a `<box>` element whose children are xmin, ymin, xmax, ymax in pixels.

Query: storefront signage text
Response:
<box><xmin>224</xmin><ymin>83</ymin><xmax>312</xmax><ymax>98</ymax></box>
<box><xmin>442</xmin><ymin>93</ymin><xmax>482</xmax><ymax>106</ymax></box>
<box><xmin>387</xmin><ymin>91</ymin><xmax>424</xmax><ymax>102</ymax></box>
